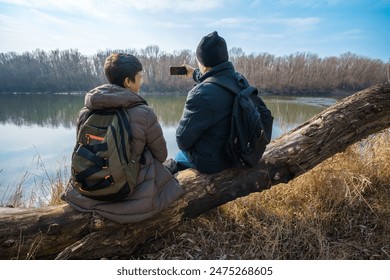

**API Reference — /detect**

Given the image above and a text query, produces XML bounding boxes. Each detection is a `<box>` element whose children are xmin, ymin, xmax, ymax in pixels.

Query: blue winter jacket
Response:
<box><xmin>176</xmin><ymin>61</ymin><xmax>241</xmax><ymax>173</ymax></box>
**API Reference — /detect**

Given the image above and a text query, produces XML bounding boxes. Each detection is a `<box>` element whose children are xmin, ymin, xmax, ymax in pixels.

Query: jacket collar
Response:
<box><xmin>85</xmin><ymin>84</ymin><xmax>146</xmax><ymax>110</ymax></box>
<box><xmin>198</xmin><ymin>61</ymin><xmax>235</xmax><ymax>82</ymax></box>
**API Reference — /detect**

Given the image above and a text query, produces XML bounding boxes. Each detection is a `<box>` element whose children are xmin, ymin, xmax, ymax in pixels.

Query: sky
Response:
<box><xmin>0</xmin><ymin>0</ymin><xmax>389</xmax><ymax>61</ymax></box>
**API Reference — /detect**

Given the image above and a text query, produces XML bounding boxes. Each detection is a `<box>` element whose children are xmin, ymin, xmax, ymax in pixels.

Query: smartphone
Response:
<box><xmin>170</xmin><ymin>66</ymin><xmax>187</xmax><ymax>75</ymax></box>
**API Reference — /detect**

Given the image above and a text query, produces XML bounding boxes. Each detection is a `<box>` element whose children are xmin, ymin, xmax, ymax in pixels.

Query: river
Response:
<box><xmin>0</xmin><ymin>93</ymin><xmax>337</xmax><ymax>201</ymax></box>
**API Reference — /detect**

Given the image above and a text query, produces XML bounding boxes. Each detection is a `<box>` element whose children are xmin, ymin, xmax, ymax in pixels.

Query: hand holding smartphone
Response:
<box><xmin>170</xmin><ymin>66</ymin><xmax>187</xmax><ymax>75</ymax></box>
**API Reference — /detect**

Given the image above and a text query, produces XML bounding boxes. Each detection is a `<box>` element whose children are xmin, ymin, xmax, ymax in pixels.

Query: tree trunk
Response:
<box><xmin>1</xmin><ymin>83</ymin><xmax>390</xmax><ymax>260</ymax></box>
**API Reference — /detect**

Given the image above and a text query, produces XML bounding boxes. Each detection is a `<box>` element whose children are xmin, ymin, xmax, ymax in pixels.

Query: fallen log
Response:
<box><xmin>1</xmin><ymin>83</ymin><xmax>390</xmax><ymax>260</ymax></box>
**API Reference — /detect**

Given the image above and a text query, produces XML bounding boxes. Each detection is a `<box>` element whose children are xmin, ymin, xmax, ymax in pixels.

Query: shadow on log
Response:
<box><xmin>1</xmin><ymin>83</ymin><xmax>390</xmax><ymax>259</ymax></box>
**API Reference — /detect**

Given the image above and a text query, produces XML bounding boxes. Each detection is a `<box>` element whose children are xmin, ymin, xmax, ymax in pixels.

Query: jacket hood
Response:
<box><xmin>85</xmin><ymin>84</ymin><xmax>146</xmax><ymax>110</ymax></box>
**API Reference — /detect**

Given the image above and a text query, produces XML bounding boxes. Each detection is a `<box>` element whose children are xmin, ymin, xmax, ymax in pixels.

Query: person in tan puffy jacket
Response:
<box><xmin>62</xmin><ymin>53</ymin><xmax>184</xmax><ymax>224</ymax></box>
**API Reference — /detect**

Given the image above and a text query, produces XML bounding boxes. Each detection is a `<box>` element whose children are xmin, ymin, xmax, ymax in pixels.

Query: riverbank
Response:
<box><xmin>257</xmin><ymin>87</ymin><xmax>355</xmax><ymax>98</ymax></box>
<box><xmin>0</xmin><ymin>87</ymin><xmax>357</xmax><ymax>98</ymax></box>
<box><xmin>1</xmin><ymin>130</ymin><xmax>389</xmax><ymax>259</ymax></box>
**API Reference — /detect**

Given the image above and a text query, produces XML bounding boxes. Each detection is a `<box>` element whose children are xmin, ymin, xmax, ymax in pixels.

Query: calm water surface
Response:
<box><xmin>0</xmin><ymin>93</ymin><xmax>337</xmax><ymax>198</ymax></box>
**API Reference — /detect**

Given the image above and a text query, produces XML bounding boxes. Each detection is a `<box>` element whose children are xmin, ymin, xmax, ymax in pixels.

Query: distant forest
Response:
<box><xmin>0</xmin><ymin>46</ymin><xmax>388</xmax><ymax>95</ymax></box>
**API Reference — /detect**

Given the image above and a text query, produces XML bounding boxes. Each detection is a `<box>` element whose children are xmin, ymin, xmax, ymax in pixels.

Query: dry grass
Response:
<box><xmin>0</xmin><ymin>153</ymin><xmax>68</xmax><ymax>208</ymax></box>
<box><xmin>132</xmin><ymin>130</ymin><xmax>390</xmax><ymax>260</ymax></box>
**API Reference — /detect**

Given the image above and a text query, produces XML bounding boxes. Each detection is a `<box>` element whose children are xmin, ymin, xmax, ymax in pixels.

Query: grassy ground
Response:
<box><xmin>1</xmin><ymin>130</ymin><xmax>389</xmax><ymax>259</ymax></box>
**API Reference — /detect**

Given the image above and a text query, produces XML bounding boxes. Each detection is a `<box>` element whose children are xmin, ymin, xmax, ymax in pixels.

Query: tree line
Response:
<box><xmin>0</xmin><ymin>46</ymin><xmax>387</xmax><ymax>95</ymax></box>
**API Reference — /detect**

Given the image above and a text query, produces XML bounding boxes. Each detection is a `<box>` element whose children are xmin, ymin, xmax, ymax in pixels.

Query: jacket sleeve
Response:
<box><xmin>145</xmin><ymin>109</ymin><xmax>168</xmax><ymax>163</ymax></box>
<box><xmin>176</xmin><ymin>91</ymin><xmax>212</xmax><ymax>151</ymax></box>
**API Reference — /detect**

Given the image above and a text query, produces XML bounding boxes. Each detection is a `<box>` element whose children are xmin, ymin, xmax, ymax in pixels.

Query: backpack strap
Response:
<box><xmin>117</xmin><ymin>104</ymin><xmax>147</xmax><ymax>165</ymax></box>
<box><xmin>75</xmin><ymin>144</ymin><xmax>108</xmax><ymax>167</ymax></box>
<box><xmin>206</xmin><ymin>76</ymin><xmax>260</xmax><ymax>105</ymax></box>
<box><xmin>205</xmin><ymin>72</ymin><xmax>249</xmax><ymax>95</ymax></box>
<box><xmin>113</xmin><ymin>109</ymin><xmax>132</xmax><ymax>164</ymax></box>
<box><xmin>205</xmin><ymin>77</ymin><xmax>238</xmax><ymax>95</ymax></box>
<box><xmin>81</xmin><ymin>175</ymin><xmax>114</xmax><ymax>191</ymax></box>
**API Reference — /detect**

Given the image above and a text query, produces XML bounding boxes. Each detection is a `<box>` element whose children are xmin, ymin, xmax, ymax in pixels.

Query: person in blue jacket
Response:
<box><xmin>174</xmin><ymin>31</ymin><xmax>242</xmax><ymax>174</ymax></box>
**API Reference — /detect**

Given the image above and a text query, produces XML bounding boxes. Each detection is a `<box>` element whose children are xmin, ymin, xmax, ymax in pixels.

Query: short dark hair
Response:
<box><xmin>104</xmin><ymin>53</ymin><xmax>143</xmax><ymax>87</ymax></box>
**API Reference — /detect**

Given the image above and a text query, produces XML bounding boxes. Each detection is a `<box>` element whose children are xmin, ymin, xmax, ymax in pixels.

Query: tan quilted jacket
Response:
<box><xmin>62</xmin><ymin>84</ymin><xmax>184</xmax><ymax>224</ymax></box>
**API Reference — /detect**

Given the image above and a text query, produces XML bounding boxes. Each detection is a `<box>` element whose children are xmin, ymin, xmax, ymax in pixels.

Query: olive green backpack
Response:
<box><xmin>71</xmin><ymin>108</ymin><xmax>141</xmax><ymax>201</ymax></box>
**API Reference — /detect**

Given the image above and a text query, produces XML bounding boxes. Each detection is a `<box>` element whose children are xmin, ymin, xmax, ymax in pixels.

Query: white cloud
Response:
<box><xmin>0</xmin><ymin>0</ymin><xmax>224</xmax><ymax>15</ymax></box>
<box><xmin>0</xmin><ymin>14</ymin><xmax>22</xmax><ymax>34</ymax></box>
<box><xmin>155</xmin><ymin>21</ymin><xmax>193</xmax><ymax>28</ymax></box>
<box><xmin>118</xmin><ymin>0</ymin><xmax>224</xmax><ymax>12</ymax></box>
<box><xmin>0</xmin><ymin>1</ymin><xmax>146</xmax><ymax>54</ymax></box>
<box><xmin>29</xmin><ymin>8</ymin><xmax>70</xmax><ymax>26</ymax></box>
<box><xmin>210</xmin><ymin>17</ymin><xmax>256</xmax><ymax>28</ymax></box>
<box><xmin>276</xmin><ymin>17</ymin><xmax>322</xmax><ymax>33</ymax></box>
<box><xmin>0</xmin><ymin>0</ymin><xmax>387</xmax><ymax>60</ymax></box>
<box><xmin>331</xmin><ymin>29</ymin><xmax>363</xmax><ymax>41</ymax></box>
<box><xmin>0</xmin><ymin>0</ymin><xmax>96</xmax><ymax>14</ymax></box>
<box><xmin>209</xmin><ymin>16</ymin><xmax>321</xmax><ymax>32</ymax></box>
<box><xmin>276</xmin><ymin>0</ymin><xmax>342</xmax><ymax>8</ymax></box>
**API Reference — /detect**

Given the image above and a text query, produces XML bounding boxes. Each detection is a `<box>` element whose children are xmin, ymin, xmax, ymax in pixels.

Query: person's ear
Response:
<box><xmin>123</xmin><ymin>77</ymin><xmax>131</xmax><ymax>89</ymax></box>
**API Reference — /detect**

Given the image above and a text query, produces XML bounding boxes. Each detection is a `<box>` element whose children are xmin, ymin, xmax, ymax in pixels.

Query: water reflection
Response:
<box><xmin>264</xmin><ymin>96</ymin><xmax>333</xmax><ymax>138</ymax></box>
<box><xmin>0</xmin><ymin>93</ymin><xmax>82</xmax><ymax>128</ymax></box>
<box><xmin>147</xmin><ymin>95</ymin><xmax>187</xmax><ymax>127</ymax></box>
<box><xmin>0</xmin><ymin>93</ymin><xmax>336</xmax><ymax>194</ymax></box>
<box><xmin>0</xmin><ymin>93</ymin><xmax>335</xmax><ymax>134</ymax></box>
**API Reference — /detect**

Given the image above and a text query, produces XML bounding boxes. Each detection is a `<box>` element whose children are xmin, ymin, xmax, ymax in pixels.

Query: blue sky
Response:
<box><xmin>0</xmin><ymin>0</ymin><xmax>389</xmax><ymax>61</ymax></box>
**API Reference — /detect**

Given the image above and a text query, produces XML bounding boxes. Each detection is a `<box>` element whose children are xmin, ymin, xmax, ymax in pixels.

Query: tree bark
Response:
<box><xmin>1</xmin><ymin>83</ymin><xmax>390</xmax><ymax>260</ymax></box>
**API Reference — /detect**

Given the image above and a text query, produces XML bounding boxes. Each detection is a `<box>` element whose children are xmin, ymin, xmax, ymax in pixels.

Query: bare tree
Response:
<box><xmin>0</xmin><ymin>48</ymin><xmax>388</xmax><ymax>95</ymax></box>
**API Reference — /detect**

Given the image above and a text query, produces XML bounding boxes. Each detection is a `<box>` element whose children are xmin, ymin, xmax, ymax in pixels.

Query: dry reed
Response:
<box><xmin>0</xmin><ymin>152</ymin><xmax>68</xmax><ymax>208</ymax></box>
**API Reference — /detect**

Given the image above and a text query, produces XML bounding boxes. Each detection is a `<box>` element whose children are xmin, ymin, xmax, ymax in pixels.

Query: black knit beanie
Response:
<box><xmin>196</xmin><ymin>31</ymin><xmax>229</xmax><ymax>67</ymax></box>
